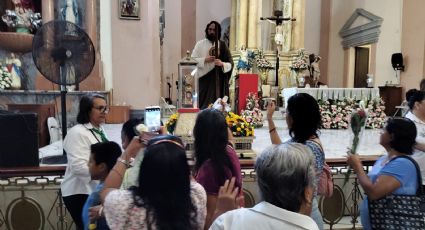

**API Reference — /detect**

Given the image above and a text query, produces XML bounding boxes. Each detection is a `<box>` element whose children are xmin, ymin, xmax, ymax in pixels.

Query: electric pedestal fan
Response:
<box><xmin>32</xmin><ymin>20</ymin><xmax>95</xmax><ymax>164</ymax></box>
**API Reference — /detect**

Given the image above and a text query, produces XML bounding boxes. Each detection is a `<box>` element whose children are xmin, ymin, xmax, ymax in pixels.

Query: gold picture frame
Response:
<box><xmin>119</xmin><ymin>0</ymin><xmax>140</xmax><ymax>20</ymax></box>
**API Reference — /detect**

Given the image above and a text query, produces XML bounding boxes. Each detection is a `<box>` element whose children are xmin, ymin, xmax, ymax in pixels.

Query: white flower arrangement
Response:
<box><xmin>0</xmin><ymin>67</ymin><xmax>12</xmax><ymax>90</ymax></box>
<box><xmin>365</xmin><ymin>97</ymin><xmax>387</xmax><ymax>129</ymax></box>
<box><xmin>318</xmin><ymin>97</ymin><xmax>386</xmax><ymax>129</ymax></box>
<box><xmin>290</xmin><ymin>49</ymin><xmax>309</xmax><ymax>72</ymax></box>
<box><xmin>255</xmin><ymin>50</ymin><xmax>273</xmax><ymax>70</ymax></box>
<box><xmin>240</xmin><ymin>92</ymin><xmax>263</xmax><ymax>128</ymax></box>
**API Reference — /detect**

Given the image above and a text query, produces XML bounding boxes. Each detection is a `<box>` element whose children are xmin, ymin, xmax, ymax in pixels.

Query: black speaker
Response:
<box><xmin>0</xmin><ymin>113</ymin><xmax>39</xmax><ymax>167</ymax></box>
<box><xmin>391</xmin><ymin>53</ymin><xmax>404</xmax><ymax>71</ymax></box>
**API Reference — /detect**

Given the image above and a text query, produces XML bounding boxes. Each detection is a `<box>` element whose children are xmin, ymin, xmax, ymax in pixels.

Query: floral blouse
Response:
<box><xmin>287</xmin><ymin>139</ymin><xmax>325</xmax><ymax>191</ymax></box>
<box><xmin>103</xmin><ymin>181</ymin><xmax>207</xmax><ymax>230</ymax></box>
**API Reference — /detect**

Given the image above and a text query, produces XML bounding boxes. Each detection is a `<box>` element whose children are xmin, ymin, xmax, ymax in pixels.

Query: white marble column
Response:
<box><xmin>229</xmin><ymin>0</ymin><xmax>237</xmax><ymax>51</ymax></box>
<box><xmin>247</xmin><ymin>0</ymin><xmax>258</xmax><ymax>49</ymax></box>
<box><xmin>237</xmin><ymin>0</ymin><xmax>248</xmax><ymax>49</ymax></box>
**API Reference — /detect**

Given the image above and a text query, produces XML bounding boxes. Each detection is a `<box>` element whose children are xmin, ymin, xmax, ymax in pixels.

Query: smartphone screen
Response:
<box><xmin>144</xmin><ymin>106</ymin><xmax>161</xmax><ymax>132</ymax></box>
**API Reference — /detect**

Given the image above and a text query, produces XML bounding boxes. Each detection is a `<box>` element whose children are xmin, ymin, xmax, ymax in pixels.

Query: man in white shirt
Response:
<box><xmin>191</xmin><ymin>21</ymin><xmax>233</xmax><ymax>109</ymax></box>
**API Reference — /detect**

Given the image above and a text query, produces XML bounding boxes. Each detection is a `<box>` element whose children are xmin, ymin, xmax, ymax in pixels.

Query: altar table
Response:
<box><xmin>282</xmin><ymin>87</ymin><xmax>380</xmax><ymax>107</ymax></box>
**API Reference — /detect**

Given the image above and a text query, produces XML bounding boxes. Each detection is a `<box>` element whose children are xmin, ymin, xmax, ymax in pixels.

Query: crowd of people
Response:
<box><xmin>58</xmin><ymin>19</ymin><xmax>425</xmax><ymax>230</ymax></box>
<box><xmin>61</xmin><ymin>86</ymin><xmax>425</xmax><ymax>230</ymax></box>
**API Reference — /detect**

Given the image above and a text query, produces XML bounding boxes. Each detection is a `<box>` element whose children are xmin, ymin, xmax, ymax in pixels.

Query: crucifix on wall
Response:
<box><xmin>260</xmin><ymin>10</ymin><xmax>295</xmax><ymax>87</ymax></box>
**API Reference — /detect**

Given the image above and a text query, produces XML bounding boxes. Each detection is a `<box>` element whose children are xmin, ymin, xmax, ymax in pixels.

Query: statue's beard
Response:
<box><xmin>206</xmin><ymin>33</ymin><xmax>216</xmax><ymax>42</ymax></box>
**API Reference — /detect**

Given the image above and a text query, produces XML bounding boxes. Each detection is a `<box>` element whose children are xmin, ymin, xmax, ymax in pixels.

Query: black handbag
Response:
<box><xmin>368</xmin><ymin>155</ymin><xmax>425</xmax><ymax>230</ymax></box>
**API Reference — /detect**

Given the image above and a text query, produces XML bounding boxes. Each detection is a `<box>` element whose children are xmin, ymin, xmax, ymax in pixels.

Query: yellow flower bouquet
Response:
<box><xmin>165</xmin><ymin>112</ymin><xmax>179</xmax><ymax>134</ymax></box>
<box><xmin>226</xmin><ymin>112</ymin><xmax>254</xmax><ymax>137</ymax></box>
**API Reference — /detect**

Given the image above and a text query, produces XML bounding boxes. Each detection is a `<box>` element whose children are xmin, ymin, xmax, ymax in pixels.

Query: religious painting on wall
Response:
<box><xmin>119</xmin><ymin>0</ymin><xmax>140</xmax><ymax>20</ymax></box>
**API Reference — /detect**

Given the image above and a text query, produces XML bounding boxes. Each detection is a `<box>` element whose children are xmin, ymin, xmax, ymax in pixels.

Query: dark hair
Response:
<box><xmin>287</xmin><ymin>93</ymin><xmax>321</xmax><ymax>143</ymax></box>
<box><xmin>76</xmin><ymin>93</ymin><xmax>106</xmax><ymax>124</ymax></box>
<box><xmin>193</xmin><ymin>108</ymin><xmax>232</xmax><ymax>185</ymax></box>
<box><xmin>122</xmin><ymin>118</ymin><xmax>143</xmax><ymax>141</ymax></box>
<box><xmin>385</xmin><ymin>118</ymin><xmax>417</xmax><ymax>155</ymax></box>
<box><xmin>406</xmin><ymin>89</ymin><xmax>425</xmax><ymax>110</ymax></box>
<box><xmin>90</xmin><ymin>141</ymin><xmax>122</xmax><ymax>171</ymax></box>
<box><xmin>420</xmin><ymin>79</ymin><xmax>425</xmax><ymax>92</ymax></box>
<box><xmin>130</xmin><ymin>135</ymin><xmax>197</xmax><ymax>230</ymax></box>
<box><xmin>204</xmin><ymin>21</ymin><xmax>222</xmax><ymax>40</ymax></box>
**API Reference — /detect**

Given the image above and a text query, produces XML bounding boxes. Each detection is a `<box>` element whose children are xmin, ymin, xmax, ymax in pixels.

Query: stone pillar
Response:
<box><xmin>36</xmin><ymin>0</ymin><xmax>57</xmax><ymax>90</ymax></box>
<box><xmin>247</xmin><ymin>0</ymin><xmax>258</xmax><ymax>49</ymax></box>
<box><xmin>41</xmin><ymin>0</ymin><xmax>54</xmax><ymax>22</ymax></box>
<box><xmin>400</xmin><ymin>0</ymin><xmax>425</xmax><ymax>91</ymax></box>
<box><xmin>237</xmin><ymin>0</ymin><xmax>248</xmax><ymax>49</ymax></box>
<box><xmin>229</xmin><ymin>0</ymin><xmax>237</xmax><ymax>51</ymax></box>
<box><xmin>85</xmin><ymin>0</ymin><xmax>97</xmax><ymax>49</ymax></box>
<box><xmin>79</xmin><ymin>0</ymin><xmax>102</xmax><ymax>90</ymax></box>
<box><xmin>291</xmin><ymin>0</ymin><xmax>305</xmax><ymax>50</ymax></box>
<box><xmin>256</xmin><ymin>0</ymin><xmax>263</xmax><ymax>50</ymax></box>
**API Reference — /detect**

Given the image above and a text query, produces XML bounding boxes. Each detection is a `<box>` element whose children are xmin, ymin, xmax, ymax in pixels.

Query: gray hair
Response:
<box><xmin>255</xmin><ymin>143</ymin><xmax>316</xmax><ymax>212</ymax></box>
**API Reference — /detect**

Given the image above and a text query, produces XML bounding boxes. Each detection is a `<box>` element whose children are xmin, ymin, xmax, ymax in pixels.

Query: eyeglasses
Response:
<box><xmin>93</xmin><ymin>105</ymin><xmax>109</xmax><ymax>113</ymax></box>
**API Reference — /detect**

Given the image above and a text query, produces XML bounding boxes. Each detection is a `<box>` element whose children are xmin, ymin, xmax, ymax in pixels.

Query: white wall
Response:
<box><xmin>304</xmin><ymin>0</ymin><xmax>322</xmax><ymax>54</ymax></box>
<box><xmin>110</xmin><ymin>0</ymin><xmax>161</xmax><ymax>108</ymax></box>
<box><xmin>327</xmin><ymin>0</ymin><xmax>402</xmax><ymax>87</ymax></box>
<box><xmin>100</xmin><ymin>1</ymin><xmax>113</xmax><ymax>91</ymax></box>
<box><xmin>162</xmin><ymin>0</ymin><xmax>182</xmax><ymax>102</ymax></box>
<box><xmin>195</xmin><ymin>0</ymin><xmax>232</xmax><ymax>41</ymax></box>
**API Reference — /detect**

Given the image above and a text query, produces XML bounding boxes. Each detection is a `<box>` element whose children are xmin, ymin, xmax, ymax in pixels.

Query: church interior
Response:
<box><xmin>0</xmin><ymin>0</ymin><xmax>424</xmax><ymax>229</ymax></box>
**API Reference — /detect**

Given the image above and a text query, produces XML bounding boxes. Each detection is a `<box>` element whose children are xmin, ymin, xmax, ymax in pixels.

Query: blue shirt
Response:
<box><xmin>360</xmin><ymin>155</ymin><xmax>418</xmax><ymax>230</ymax></box>
<box><xmin>82</xmin><ymin>182</ymin><xmax>110</xmax><ymax>230</ymax></box>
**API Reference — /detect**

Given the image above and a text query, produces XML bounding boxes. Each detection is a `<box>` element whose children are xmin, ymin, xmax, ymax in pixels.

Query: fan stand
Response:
<box><xmin>33</xmin><ymin>20</ymin><xmax>95</xmax><ymax>165</ymax></box>
<box><xmin>41</xmin><ymin>66</ymin><xmax>68</xmax><ymax>164</ymax></box>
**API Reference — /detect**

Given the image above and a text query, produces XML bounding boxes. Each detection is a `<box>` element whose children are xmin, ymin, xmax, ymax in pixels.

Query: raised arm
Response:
<box><xmin>346</xmin><ymin>155</ymin><xmax>401</xmax><ymax>200</ymax></box>
<box><xmin>267</xmin><ymin>101</ymin><xmax>282</xmax><ymax>144</ymax></box>
<box><xmin>100</xmin><ymin>137</ymin><xmax>144</xmax><ymax>203</ymax></box>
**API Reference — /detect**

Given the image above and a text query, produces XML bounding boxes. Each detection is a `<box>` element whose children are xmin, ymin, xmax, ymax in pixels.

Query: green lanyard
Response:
<box><xmin>91</xmin><ymin>128</ymin><xmax>109</xmax><ymax>142</ymax></box>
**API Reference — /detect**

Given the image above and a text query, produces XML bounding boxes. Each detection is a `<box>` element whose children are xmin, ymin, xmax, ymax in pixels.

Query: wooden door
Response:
<box><xmin>354</xmin><ymin>47</ymin><xmax>369</xmax><ymax>88</ymax></box>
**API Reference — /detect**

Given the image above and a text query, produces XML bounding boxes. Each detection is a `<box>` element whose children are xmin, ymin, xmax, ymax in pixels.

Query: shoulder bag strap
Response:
<box><xmin>390</xmin><ymin>155</ymin><xmax>424</xmax><ymax>196</ymax></box>
<box><xmin>308</xmin><ymin>138</ymin><xmax>324</xmax><ymax>152</ymax></box>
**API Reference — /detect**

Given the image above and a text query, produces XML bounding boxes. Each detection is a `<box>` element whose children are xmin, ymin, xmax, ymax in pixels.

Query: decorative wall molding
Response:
<box><xmin>339</xmin><ymin>8</ymin><xmax>383</xmax><ymax>49</ymax></box>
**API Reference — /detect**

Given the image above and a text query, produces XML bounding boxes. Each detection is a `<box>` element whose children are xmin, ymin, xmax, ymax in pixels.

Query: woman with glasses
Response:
<box><xmin>100</xmin><ymin>135</ymin><xmax>207</xmax><ymax>230</ymax></box>
<box><xmin>61</xmin><ymin>93</ymin><xmax>109</xmax><ymax>230</ymax></box>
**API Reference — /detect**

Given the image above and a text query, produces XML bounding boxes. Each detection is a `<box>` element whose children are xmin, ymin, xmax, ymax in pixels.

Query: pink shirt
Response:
<box><xmin>195</xmin><ymin>145</ymin><xmax>242</xmax><ymax>195</ymax></box>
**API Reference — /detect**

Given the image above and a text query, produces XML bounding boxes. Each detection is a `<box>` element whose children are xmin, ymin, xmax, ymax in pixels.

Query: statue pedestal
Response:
<box><xmin>174</xmin><ymin>108</ymin><xmax>200</xmax><ymax>137</ymax></box>
<box><xmin>261</xmin><ymin>84</ymin><xmax>271</xmax><ymax>97</ymax></box>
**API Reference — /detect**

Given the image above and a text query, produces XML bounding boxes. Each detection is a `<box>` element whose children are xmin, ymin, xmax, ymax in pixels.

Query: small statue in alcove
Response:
<box><xmin>61</xmin><ymin>0</ymin><xmax>82</xmax><ymax>28</ymax></box>
<box><xmin>1</xmin><ymin>0</ymin><xmax>36</xmax><ymax>33</ymax></box>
